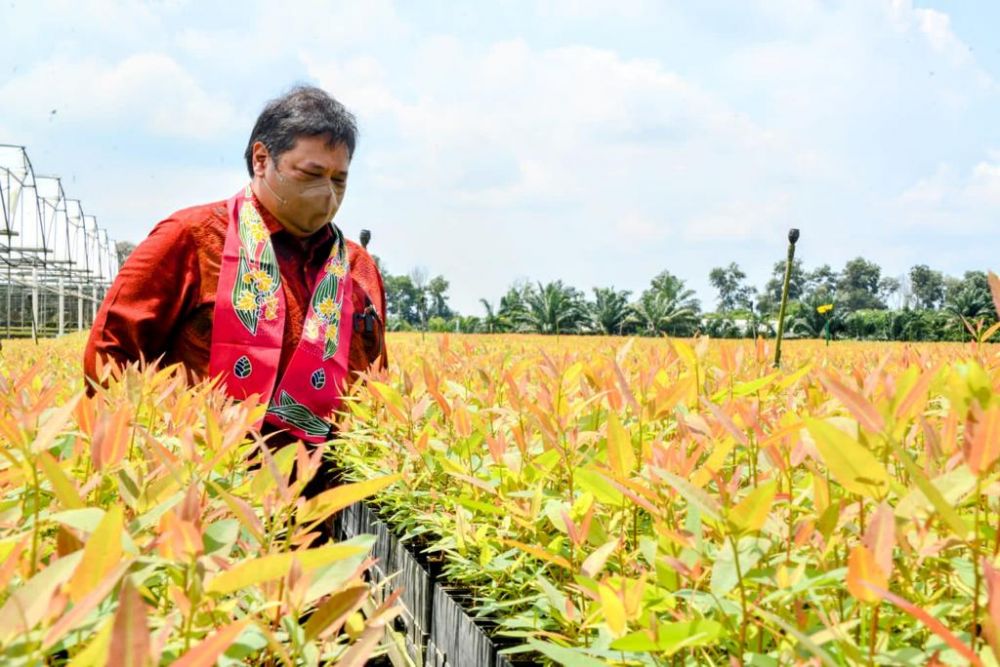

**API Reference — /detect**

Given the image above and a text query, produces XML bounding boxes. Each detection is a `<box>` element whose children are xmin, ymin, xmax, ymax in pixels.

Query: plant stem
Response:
<box><xmin>972</xmin><ymin>477</ymin><xmax>982</xmax><ymax>652</ymax></box>
<box><xmin>729</xmin><ymin>533</ymin><xmax>749</xmax><ymax>661</ymax></box>
<box><xmin>868</xmin><ymin>604</ymin><xmax>879</xmax><ymax>665</ymax></box>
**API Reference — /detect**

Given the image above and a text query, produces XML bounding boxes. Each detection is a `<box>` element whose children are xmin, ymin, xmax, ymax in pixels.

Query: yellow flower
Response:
<box><xmin>316</xmin><ymin>297</ymin><xmax>340</xmax><ymax>319</ymax></box>
<box><xmin>242</xmin><ymin>274</ymin><xmax>253</xmax><ymax>285</ymax></box>
<box><xmin>235</xmin><ymin>291</ymin><xmax>256</xmax><ymax>312</ymax></box>
<box><xmin>252</xmin><ymin>270</ymin><xmax>274</xmax><ymax>292</ymax></box>
<box><xmin>325</xmin><ymin>261</ymin><xmax>347</xmax><ymax>278</ymax></box>
<box><xmin>817</xmin><ymin>303</ymin><xmax>834</xmax><ymax>314</ymax></box>
<box><xmin>325</xmin><ymin>323</ymin><xmax>340</xmax><ymax>341</ymax></box>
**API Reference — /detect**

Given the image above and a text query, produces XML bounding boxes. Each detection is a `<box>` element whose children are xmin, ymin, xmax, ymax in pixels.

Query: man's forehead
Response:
<box><xmin>284</xmin><ymin>137</ymin><xmax>350</xmax><ymax>169</ymax></box>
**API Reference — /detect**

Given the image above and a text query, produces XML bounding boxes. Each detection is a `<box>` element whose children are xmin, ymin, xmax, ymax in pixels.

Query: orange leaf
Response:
<box><xmin>862</xmin><ymin>502</ymin><xmax>896</xmax><ymax>579</ymax></box>
<box><xmin>964</xmin><ymin>406</ymin><xmax>1000</xmax><ymax>476</ymax></box>
<box><xmin>819</xmin><ymin>372</ymin><xmax>884</xmax><ymax>434</ymax></box>
<box><xmin>846</xmin><ymin>545</ymin><xmax>887</xmax><ymax>604</ymax></box>
<box><xmin>503</xmin><ymin>539</ymin><xmax>571</xmax><ymax>569</ymax></box>
<box><xmin>108</xmin><ymin>579</ymin><xmax>151</xmax><ymax>667</ymax></box>
<box><xmin>983</xmin><ymin>559</ymin><xmax>1000</xmax><ymax>662</ymax></box>
<box><xmin>988</xmin><ymin>271</ymin><xmax>1000</xmax><ymax>319</ymax></box>
<box><xmin>172</xmin><ymin>620</ymin><xmax>250</xmax><ymax>667</ymax></box>
<box><xmin>92</xmin><ymin>405</ymin><xmax>132</xmax><ymax>471</ymax></box>
<box><xmin>868</xmin><ymin>583</ymin><xmax>983</xmax><ymax>667</ymax></box>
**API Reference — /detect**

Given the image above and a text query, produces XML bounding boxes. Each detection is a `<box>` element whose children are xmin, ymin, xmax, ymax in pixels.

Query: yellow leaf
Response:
<box><xmin>206</xmin><ymin>543</ymin><xmax>368</xmax><ymax>594</ymax></box>
<box><xmin>68</xmin><ymin>505</ymin><xmax>124</xmax><ymax>604</ymax></box>
<box><xmin>37</xmin><ymin>451</ymin><xmax>85</xmax><ymax>510</ymax></box>
<box><xmin>599</xmin><ymin>582</ymin><xmax>627</xmax><ymax>637</ymax></box>
<box><xmin>728</xmin><ymin>481</ymin><xmax>778</xmax><ymax>534</ymax></box>
<box><xmin>67</xmin><ymin>617</ymin><xmax>113</xmax><ymax>667</ymax></box>
<box><xmin>847</xmin><ymin>545</ymin><xmax>887</xmax><ymax>604</ymax></box>
<box><xmin>303</xmin><ymin>585</ymin><xmax>368</xmax><ymax>641</ymax></box>
<box><xmin>606</xmin><ymin>412</ymin><xmax>636</xmax><ymax>479</ymax></box>
<box><xmin>299</xmin><ymin>474</ymin><xmax>401</xmax><ymax>526</ymax></box>
<box><xmin>369</xmin><ymin>381</ymin><xmax>407</xmax><ymax>421</ymax></box>
<box><xmin>805</xmin><ymin>419</ymin><xmax>889</xmax><ymax>499</ymax></box>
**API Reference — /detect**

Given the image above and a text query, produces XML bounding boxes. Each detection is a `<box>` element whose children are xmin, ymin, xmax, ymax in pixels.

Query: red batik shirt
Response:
<box><xmin>84</xmin><ymin>193</ymin><xmax>386</xmax><ymax>391</ymax></box>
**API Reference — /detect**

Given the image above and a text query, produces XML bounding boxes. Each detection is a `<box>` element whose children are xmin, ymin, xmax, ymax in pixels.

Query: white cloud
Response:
<box><xmin>895</xmin><ymin>154</ymin><xmax>1000</xmax><ymax>233</ymax></box>
<box><xmin>0</xmin><ymin>53</ymin><xmax>236</xmax><ymax>139</ymax></box>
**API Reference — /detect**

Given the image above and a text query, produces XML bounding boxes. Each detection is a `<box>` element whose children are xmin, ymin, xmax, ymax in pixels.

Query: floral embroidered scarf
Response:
<box><xmin>208</xmin><ymin>185</ymin><xmax>355</xmax><ymax>443</ymax></box>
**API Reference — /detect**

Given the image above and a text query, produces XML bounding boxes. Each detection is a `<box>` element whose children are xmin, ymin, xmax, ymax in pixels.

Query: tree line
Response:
<box><xmin>381</xmin><ymin>256</ymin><xmax>998</xmax><ymax>342</ymax></box>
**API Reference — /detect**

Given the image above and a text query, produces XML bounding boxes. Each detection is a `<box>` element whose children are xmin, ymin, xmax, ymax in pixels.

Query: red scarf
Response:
<box><xmin>208</xmin><ymin>185</ymin><xmax>355</xmax><ymax>442</ymax></box>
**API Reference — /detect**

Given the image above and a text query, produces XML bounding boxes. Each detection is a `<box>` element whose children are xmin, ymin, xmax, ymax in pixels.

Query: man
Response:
<box><xmin>84</xmin><ymin>86</ymin><xmax>386</xmax><ymax>445</ymax></box>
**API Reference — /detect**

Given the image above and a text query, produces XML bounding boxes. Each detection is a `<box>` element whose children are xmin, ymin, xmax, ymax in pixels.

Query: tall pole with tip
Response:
<box><xmin>773</xmin><ymin>228</ymin><xmax>799</xmax><ymax>368</ymax></box>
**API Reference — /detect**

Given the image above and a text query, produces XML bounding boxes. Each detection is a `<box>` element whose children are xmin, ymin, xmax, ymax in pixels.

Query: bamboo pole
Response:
<box><xmin>773</xmin><ymin>228</ymin><xmax>799</xmax><ymax>368</ymax></box>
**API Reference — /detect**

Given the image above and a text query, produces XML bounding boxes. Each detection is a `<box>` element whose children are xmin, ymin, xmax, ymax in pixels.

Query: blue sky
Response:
<box><xmin>2</xmin><ymin>0</ymin><xmax>998</xmax><ymax>314</ymax></box>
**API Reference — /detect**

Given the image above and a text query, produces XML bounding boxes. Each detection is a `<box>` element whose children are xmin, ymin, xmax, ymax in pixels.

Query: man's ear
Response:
<box><xmin>251</xmin><ymin>141</ymin><xmax>269</xmax><ymax>178</ymax></box>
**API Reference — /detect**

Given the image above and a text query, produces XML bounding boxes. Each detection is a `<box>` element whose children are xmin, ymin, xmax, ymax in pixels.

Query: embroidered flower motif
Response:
<box><xmin>325</xmin><ymin>323</ymin><xmax>340</xmax><ymax>342</ymax></box>
<box><xmin>235</xmin><ymin>291</ymin><xmax>257</xmax><ymax>312</ymax></box>
<box><xmin>316</xmin><ymin>297</ymin><xmax>340</xmax><ymax>320</ymax></box>
<box><xmin>325</xmin><ymin>260</ymin><xmax>347</xmax><ymax>278</ymax></box>
<box><xmin>252</xmin><ymin>270</ymin><xmax>274</xmax><ymax>292</ymax></box>
<box><xmin>247</xmin><ymin>219</ymin><xmax>268</xmax><ymax>243</ymax></box>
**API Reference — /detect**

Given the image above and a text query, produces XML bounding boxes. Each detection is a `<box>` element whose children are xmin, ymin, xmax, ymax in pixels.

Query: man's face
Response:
<box><xmin>252</xmin><ymin>135</ymin><xmax>350</xmax><ymax>238</ymax></box>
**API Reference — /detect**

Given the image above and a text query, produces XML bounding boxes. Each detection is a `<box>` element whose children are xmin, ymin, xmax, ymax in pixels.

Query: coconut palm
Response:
<box><xmin>588</xmin><ymin>287</ymin><xmax>632</xmax><ymax>335</ymax></box>
<box><xmin>497</xmin><ymin>284</ymin><xmax>530</xmax><ymax>332</ymax></box>
<box><xmin>627</xmin><ymin>290</ymin><xmax>699</xmax><ymax>337</ymax></box>
<box><xmin>521</xmin><ymin>281</ymin><xmax>587</xmax><ymax>334</ymax></box>
<box><xmin>790</xmin><ymin>295</ymin><xmax>842</xmax><ymax>339</ymax></box>
<box><xmin>479</xmin><ymin>299</ymin><xmax>503</xmax><ymax>333</ymax></box>
<box><xmin>627</xmin><ymin>271</ymin><xmax>700</xmax><ymax>336</ymax></box>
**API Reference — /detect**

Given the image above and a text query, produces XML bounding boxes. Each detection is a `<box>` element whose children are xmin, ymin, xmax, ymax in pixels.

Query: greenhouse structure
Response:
<box><xmin>0</xmin><ymin>144</ymin><xmax>119</xmax><ymax>338</ymax></box>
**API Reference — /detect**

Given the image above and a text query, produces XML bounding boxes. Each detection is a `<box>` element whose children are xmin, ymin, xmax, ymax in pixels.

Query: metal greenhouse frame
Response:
<box><xmin>1</xmin><ymin>144</ymin><xmax>119</xmax><ymax>338</ymax></box>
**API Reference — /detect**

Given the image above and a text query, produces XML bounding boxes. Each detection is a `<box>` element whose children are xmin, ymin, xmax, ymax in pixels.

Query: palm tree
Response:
<box><xmin>521</xmin><ymin>281</ymin><xmax>586</xmax><ymax>334</ymax></box>
<box><xmin>588</xmin><ymin>287</ymin><xmax>632</xmax><ymax>335</ymax></box>
<box><xmin>790</xmin><ymin>295</ymin><xmax>841</xmax><ymax>339</ymax></box>
<box><xmin>627</xmin><ymin>290</ymin><xmax>698</xmax><ymax>337</ymax></box>
<box><xmin>497</xmin><ymin>284</ymin><xmax>530</xmax><ymax>332</ymax></box>
<box><xmin>627</xmin><ymin>271</ymin><xmax>700</xmax><ymax>336</ymax></box>
<box><xmin>479</xmin><ymin>299</ymin><xmax>503</xmax><ymax>333</ymax></box>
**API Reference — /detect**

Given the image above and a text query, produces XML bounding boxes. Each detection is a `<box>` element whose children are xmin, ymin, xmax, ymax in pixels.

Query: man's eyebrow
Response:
<box><xmin>301</xmin><ymin>161</ymin><xmax>349</xmax><ymax>177</ymax></box>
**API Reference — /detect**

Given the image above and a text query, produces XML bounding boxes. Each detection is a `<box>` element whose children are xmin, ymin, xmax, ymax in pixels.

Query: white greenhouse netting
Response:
<box><xmin>1</xmin><ymin>144</ymin><xmax>119</xmax><ymax>338</ymax></box>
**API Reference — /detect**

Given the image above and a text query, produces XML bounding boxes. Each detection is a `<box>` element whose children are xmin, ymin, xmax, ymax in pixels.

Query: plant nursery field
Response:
<box><xmin>3</xmin><ymin>331</ymin><xmax>1000</xmax><ymax>666</ymax></box>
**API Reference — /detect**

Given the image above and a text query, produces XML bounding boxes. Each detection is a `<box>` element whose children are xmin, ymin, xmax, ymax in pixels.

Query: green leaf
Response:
<box><xmin>203</xmin><ymin>519</ymin><xmax>241</xmax><ymax>556</ymax></box>
<box><xmin>655</xmin><ymin>468</ymin><xmax>721</xmax><ymax>522</ymax></box>
<box><xmin>0</xmin><ymin>550</ymin><xmax>83</xmax><ymax>641</ymax></box>
<box><xmin>610</xmin><ymin>619</ymin><xmax>723</xmax><ymax>654</ymax></box>
<box><xmin>528</xmin><ymin>640</ymin><xmax>609</xmax><ymax>667</ymax></box>
<box><xmin>711</xmin><ymin>536</ymin><xmax>770</xmax><ymax>597</ymax></box>
<box><xmin>575</xmin><ymin>467</ymin><xmax>624</xmax><ymax>506</ymax></box>
<box><xmin>805</xmin><ymin>419</ymin><xmax>889</xmax><ymax>499</ymax></box>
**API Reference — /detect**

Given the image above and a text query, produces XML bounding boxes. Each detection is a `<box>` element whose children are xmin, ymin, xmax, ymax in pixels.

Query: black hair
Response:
<box><xmin>244</xmin><ymin>85</ymin><xmax>358</xmax><ymax>176</ymax></box>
